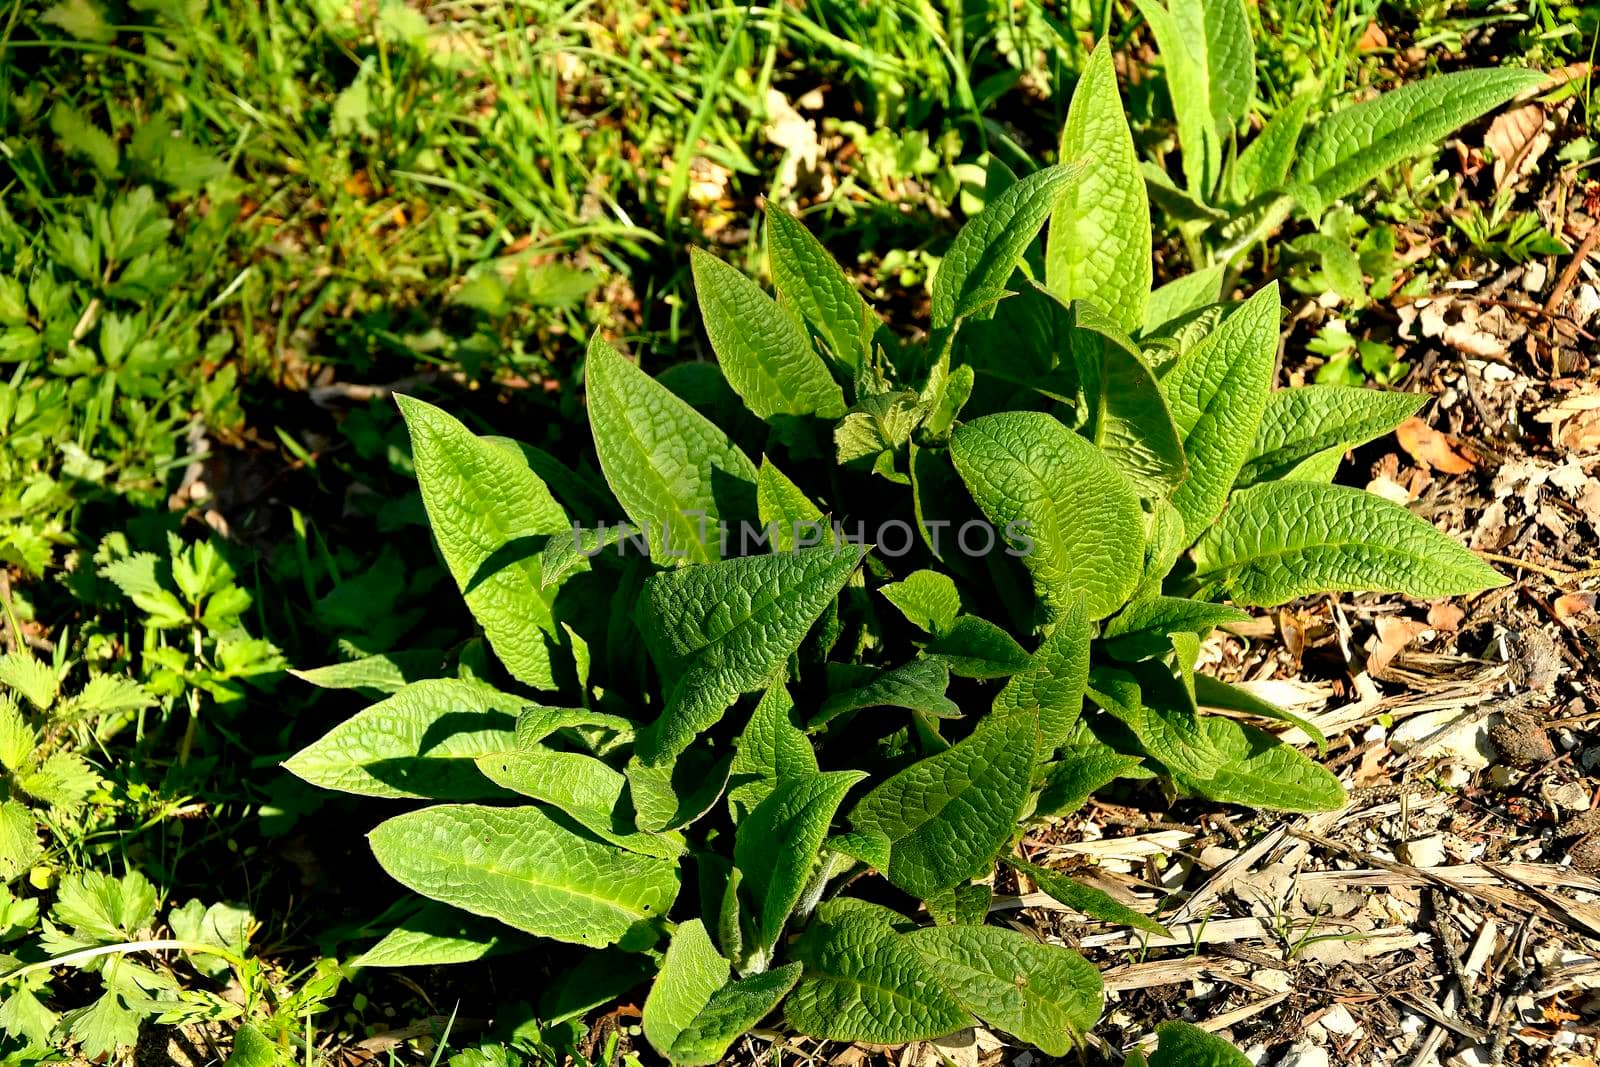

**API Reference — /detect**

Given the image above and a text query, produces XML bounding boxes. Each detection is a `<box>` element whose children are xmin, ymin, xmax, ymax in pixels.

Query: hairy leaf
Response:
<box><xmin>814</xmin><ymin>658</ymin><xmax>959</xmax><ymax>726</ymax></box>
<box><xmin>1191</xmin><ymin>481</ymin><xmax>1508</xmax><ymax>606</ymax></box>
<box><xmin>878</xmin><ymin>569</ymin><xmax>962</xmax><ymax>635</ymax></box>
<box><xmin>994</xmin><ymin>598</ymin><xmax>1091</xmax><ymax>752</ymax></box>
<box><xmin>1101</xmin><ymin>596</ymin><xmax>1252</xmax><ymax>661</ymax></box>
<box><xmin>475</xmin><ymin>749</ymin><xmax>683</xmax><ymax>859</ymax></box>
<box><xmin>1149</xmin><ymin>1020</ymin><xmax>1254</xmax><ymax>1066</ymax></box>
<box><xmin>1236</xmin><ymin>385</ymin><xmax>1425</xmax><ymax>488</ymax></box>
<box><xmin>1004</xmin><ymin>856</ymin><xmax>1169</xmax><ymax>936</ymax></box>
<box><xmin>728</xmin><ymin>685</ymin><xmax>818</xmax><ymax>822</ymax></box>
<box><xmin>766</xmin><ymin>206</ymin><xmax>876</xmax><ymax>373</ymax></box>
<box><xmin>355</xmin><ymin>901</ymin><xmax>518</xmax><ymax>967</ymax></box>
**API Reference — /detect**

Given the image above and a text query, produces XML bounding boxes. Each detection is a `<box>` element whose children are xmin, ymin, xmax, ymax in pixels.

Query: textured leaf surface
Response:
<box><xmin>475</xmin><ymin>748</ymin><xmax>682</xmax><ymax>859</ymax></box>
<box><xmin>283</xmin><ymin>679</ymin><xmax>517</xmax><ymax>799</ymax></box>
<box><xmin>932</xmin><ymin>165</ymin><xmax>1078</xmax><ymax>328</ymax></box>
<box><xmin>1037</xmin><ymin>719</ymin><xmax>1148</xmax><ymax>816</ymax></box>
<box><xmin>728</xmin><ymin>685</ymin><xmax>818</xmax><ymax>822</ymax></box>
<box><xmin>691</xmin><ymin>248</ymin><xmax>845</xmax><ymax>419</ymax></box>
<box><xmin>735</xmin><ymin>769</ymin><xmax>865</xmax><ymax>958</ymax></box>
<box><xmin>1231</xmin><ymin>94</ymin><xmax>1313</xmax><ymax>202</ymax></box>
<box><xmin>668</xmin><ymin>964</ymin><xmax>801</xmax><ymax>1065</ymax></box>
<box><xmin>850</xmin><ymin>706</ymin><xmax>1037</xmax><ymax>898</ymax></box>
<box><xmin>1162</xmin><ymin>284</ymin><xmax>1280</xmax><ymax>542</ymax></box>
<box><xmin>950</xmin><ymin>412</ymin><xmax>1144</xmax><ymax>619</ymax></box>
<box><xmin>1062</xmin><ymin>299</ymin><xmax>1187</xmax><ymax>498</ymax></box>
<box><xmin>1046</xmin><ymin>43</ymin><xmax>1150</xmax><ymax>333</ymax></box>
<box><xmin>1293</xmin><ymin>68</ymin><xmax>1544</xmax><ymax>213</ymax></box>
<box><xmin>1133</xmin><ymin>0</ymin><xmax>1252</xmax><ymax>192</ymax></box>
<box><xmin>994</xmin><ymin>598</ymin><xmax>1091</xmax><ymax>752</ymax></box>
<box><xmin>369</xmin><ymin>804</ymin><xmax>679</xmax><ymax>947</ymax></box>
<box><xmin>643</xmin><ymin>920</ymin><xmax>729</xmax><ymax>1059</ymax></box>
<box><xmin>636</xmin><ymin>544</ymin><xmax>865</xmax><ymax>763</ymax></box>
<box><xmin>398</xmin><ymin>396</ymin><xmax>568</xmax><ymax>689</ymax></box>
<box><xmin>290</xmin><ymin>651</ymin><xmax>446</xmax><ymax>695</ymax></box>
<box><xmin>766</xmin><ymin>206</ymin><xmax>876</xmax><ymax>373</ymax></box>
<box><xmin>1193</xmin><ymin>673</ymin><xmax>1327</xmax><ymax>750</ymax></box>
<box><xmin>905</xmin><ymin>924</ymin><xmax>1102</xmax><ymax>1055</ymax></box>
<box><xmin>355</xmin><ymin>901</ymin><xmax>516</xmax><ymax>967</ymax></box>
<box><xmin>786</xmin><ymin>902</ymin><xmax>971</xmax><ymax>1042</ymax></box>
<box><xmin>927</xmin><ymin>616</ymin><xmax>1034</xmax><ymax>679</ymax></box>
<box><xmin>1004</xmin><ymin>857</ymin><xmax>1169</xmax><ymax>936</ymax></box>
<box><xmin>878</xmin><ymin>570</ymin><xmax>962</xmax><ymax>635</ymax></box>
<box><xmin>755</xmin><ymin>458</ymin><xmax>827</xmax><ymax>552</ymax></box>
<box><xmin>1191</xmin><ymin>481</ymin><xmax>1508</xmax><ymax>606</ymax></box>
<box><xmin>1236</xmin><ymin>385</ymin><xmax>1424</xmax><ymax>487</ymax></box>
<box><xmin>1102</xmin><ymin>596</ymin><xmax>1252</xmax><ymax>660</ymax></box>
<box><xmin>1185</xmin><ymin>716</ymin><xmax>1346</xmax><ymax>811</ymax></box>
<box><xmin>1149</xmin><ymin>1020</ymin><xmax>1253</xmax><ymax>1066</ymax></box>
<box><xmin>586</xmin><ymin>336</ymin><xmax>757</xmax><ymax>563</ymax></box>
<box><xmin>815</xmin><ymin>658</ymin><xmax>958</xmax><ymax>726</ymax></box>
<box><xmin>1142</xmin><ymin>265</ymin><xmax>1225</xmax><ymax>336</ymax></box>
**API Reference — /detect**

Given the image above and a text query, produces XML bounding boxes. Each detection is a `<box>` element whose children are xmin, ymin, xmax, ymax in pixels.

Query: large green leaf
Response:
<box><xmin>1292</xmin><ymin>67</ymin><xmax>1545</xmax><ymax>215</ymax></box>
<box><xmin>905</xmin><ymin>925</ymin><xmax>1103</xmax><ymax>1055</ymax></box>
<box><xmin>1046</xmin><ymin>42</ymin><xmax>1150</xmax><ymax>333</ymax></box>
<box><xmin>1236</xmin><ymin>385</ymin><xmax>1425</xmax><ymax>488</ymax></box>
<box><xmin>1187</xmin><ymin>715</ymin><xmax>1345</xmax><ymax>811</ymax></box>
<box><xmin>949</xmin><ymin>412</ymin><xmax>1144</xmax><ymax>619</ymax></box>
<box><xmin>283</xmin><ymin>679</ymin><xmax>517</xmax><ymax>799</ymax></box>
<box><xmin>1231</xmin><ymin>94</ymin><xmax>1313</xmax><ymax>203</ymax></box>
<box><xmin>1102</xmin><ymin>596</ymin><xmax>1251</xmax><ymax>661</ymax></box>
<box><xmin>585</xmin><ymin>335</ymin><xmax>758</xmax><ymax>564</ymax></box>
<box><xmin>368</xmin><ymin>804</ymin><xmax>679</xmax><ymax>947</ymax></box>
<box><xmin>1191</xmin><ymin>481</ymin><xmax>1508</xmax><ymax>606</ymax></box>
<box><xmin>690</xmin><ymin>248</ymin><xmax>846</xmax><ymax>419</ymax></box>
<box><xmin>1133</xmin><ymin>0</ymin><xmax>1254</xmax><ymax>194</ymax></box>
<box><xmin>994</xmin><ymin>597</ymin><xmax>1091</xmax><ymax>753</ymax></box>
<box><xmin>734</xmin><ymin>769</ymin><xmax>865</xmax><ymax>962</ymax></box>
<box><xmin>1149</xmin><ymin>1020</ymin><xmax>1253</xmax><ymax>1066</ymax></box>
<box><xmin>931</xmin><ymin>164</ymin><xmax>1079</xmax><ymax>329</ymax></box>
<box><xmin>396</xmin><ymin>396</ymin><xmax>568</xmax><ymax>689</ymax></box>
<box><xmin>1061</xmin><ymin>299</ymin><xmax>1187</xmax><ymax>498</ymax></box>
<box><xmin>474</xmin><ymin>748</ymin><xmax>683</xmax><ymax>860</ymax></box>
<box><xmin>814</xmin><ymin>658</ymin><xmax>959</xmax><ymax>727</ymax></box>
<box><xmin>785</xmin><ymin>901</ymin><xmax>971</xmax><ymax>1043</ymax></box>
<box><xmin>766</xmin><ymin>206</ymin><xmax>876</xmax><ymax>373</ymax></box>
<box><xmin>1036</xmin><ymin>719</ymin><xmax>1149</xmax><ymax>816</ymax></box>
<box><xmin>850</xmin><ymin>705</ymin><xmax>1037</xmax><ymax>898</ymax></box>
<box><xmin>642</xmin><ymin>921</ymin><xmax>725</xmax><ymax>1059</ymax></box>
<box><xmin>754</xmin><ymin>457</ymin><xmax>827</xmax><ymax>552</ymax></box>
<box><xmin>1161</xmin><ymin>284</ymin><xmax>1279</xmax><ymax>542</ymax></box>
<box><xmin>636</xmin><ymin>544</ymin><xmax>865</xmax><ymax>764</ymax></box>
<box><xmin>1142</xmin><ymin>266</ymin><xmax>1225</xmax><ymax>337</ymax></box>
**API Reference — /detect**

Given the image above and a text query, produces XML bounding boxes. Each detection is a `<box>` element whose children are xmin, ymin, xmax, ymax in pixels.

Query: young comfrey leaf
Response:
<box><xmin>1191</xmin><ymin>481</ymin><xmax>1508</xmax><ymax>606</ymax></box>
<box><xmin>931</xmin><ymin>163</ymin><xmax>1082</xmax><ymax>329</ymax></box>
<box><xmin>689</xmin><ymin>247</ymin><xmax>846</xmax><ymax>419</ymax></box>
<box><xmin>585</xmin><ymin>335</ymin><xmax>758</xmax><ymax>564</ymax></box>
<box><xmin>644</xmin><ymin>919</ymin><xmax>802</xmax><ymax>1065</ymax></box>
<box><xmin>1046</xmin><ymin>41</ymin><xmax>1151</xmax><ymax>334</ymax></box>
<box><xmin>1235</xmin><ymin>384</ymin><xmax>1425</xmax><ymax>488</ymax></box>
<box><xmin>765</xmin><ymin>206</ymin><xmax>877</xmax><ymax>374</ymax></box>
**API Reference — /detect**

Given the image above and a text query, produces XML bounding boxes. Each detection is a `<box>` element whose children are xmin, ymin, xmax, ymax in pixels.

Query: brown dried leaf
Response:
<box><xmin>1484</xmin><ymin>103</ymin><xmax>1547</xmax><ymax>194</ymax></box>
<box><xmin>1396</xmin><ymin>417</ymin><xmax>1476</xmax><ymax>473</ymax></box>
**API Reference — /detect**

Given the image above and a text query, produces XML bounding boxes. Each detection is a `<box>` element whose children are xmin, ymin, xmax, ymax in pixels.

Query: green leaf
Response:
<box><xmin>0</xmin><ymin>653</ymin><xmax>57</xmax><ymax>713</ymax></box>
<box><xmin>668</xmin><ymin>965</ymin><xmax>801</xmax><ymax>1065</ymax></box>
<box><xmin>994</xmin><ymin>597</ymin><xmax>1091</xmax><ymax>753</ymax></box>
<box><xmin>41</xmin><ymin>0</ymin><xmax>115</xmax><ymax>42</ymax></box>
<box><xmin>690</xmin><ymin>248</ymin><xmax>846</xmax><ymax>419</ymax></box>
<box><xmin>1193</xmin><ymin>673</ymin><xmax>1328</xmax><ymax>752</ymax></box>
<box><xmin>290</xmin><ymin>651</ymin><xmax>447</xmax><ymax>695</ymax></box>
<box><xmin>827</xmin><ymin>829</ymin><xmax>891</xmax><ymax>872</ymax></box>
<box><xmin>626</xmin><ymin>748</ymin><xmax>734</xmax><ymax>833</ymax></box>
<box><xmin>0</xmin><ymin>801</ymin><xmax>40</xmax><ymax>881</ymax></box>
<box><xmin>905</xmin><ymin>925</ymin><xmax>1102</xmax><ymax>1055</ymax></box>
<box><xmin>475</xmin><ymin>749</ymin><xmax>683</xmax><ymax>859</ymax></box>
<box><xmin>636</xmin><ymin>544</ymin><xmax>865</xmax><ymax>764</ymax></box>
<box><xmin>224</xmin><ymin>1024</ymin><xmax>279</xmax><ymax>1067</ymax></box>
<box><xmin>878</xmin><ymin>570</ymin><xmax>962</xmax><ymax>635</ymax></box>
<box><xmin>786</xmin><ymin>901</ymin><xmax>971</xmax><ymax>1043</ymax></box>
<box><xmin>585</xmin><ymin>336</ymin><xmax>758</xmax><ymax>564</ymax></box>
<box><xmin>643</xmin><ymin>920</ymin><xmax>729</xmax><ymax>1059</ymax></box>
<box><xmin>850</xmin><ymin>705</ymin><xmax>1037</xmax><ymax>898</ymax></box>
<box><xmin>949</xmin><ymin>412</ymin><xmax>1145</xmax><ymax>619</ymax></box>
<box><xmin>735</xmin><ymin>769</ymin><xmax>866</xmax><ymax>961</ymax></box>
<box><xmin>355</xmin><ymin>901</ymin><xmax>517</xmax><ymax>967</ymax></box>
<box><xmin>1046</xmin><ymin>42</ymin><xmax>1150</xmax><ymax>333</ymax></box>
<box><xmin>1102</xmin><ymin>596</ymin><xmax>1252</xmax><ymax>661</ymax></box>
<box><xmin>284</xmin><ymin>679</ymin><xmax>517</xmax><ymax>799</ymax></box>
<box><xmin>932</xmin><ymin>164</ymin><xmax>1079</xmax><ymax>328</ymax></box>
<box><xmin>1036</xmin><ymin>720</ymin><xmax>1150</xmax><ymax>815</ymax></box>
<box><xmin>1135</xmin><ymin>498</ymin><xmax>1188</xmax><ymax>600</ymax></box>
<box><xmin>397</xmin><ymin>395</ymin><xmax>569</xmax><ymax>689</ymax></box>
<box><xmin>0</xmin><ymin>988</ymin><xmax>58</xmax><ymax>1047</ymax></box>
<box><xmin>927</xmin><ymin>616</ymin><xmax>1033</xmax><ymax>679</ymax></box>
<box><xmin>48</xmin><ymin>103</ymin><xmax>118</xmax><ymax>176</ymax></box>
<box><xmin>368</xmin><ymin>804</ymin><xmax>679</xmax><ymax>948</ymax></box>
<box><xmin>1185</xmin><ymin>715</ymin><xmax>1345</xmax><ymax>811</ymax></box>
<box><xmin>755</xmin><ymin>458</ymin><xmax>827</xmax><ymax>552</ymax></box>
<box><xmin>0</xmin><ymin>698</ymin><xmax>35</xmax><ymax>774</ymax></box>
<box><xmin>1231</xmin><ymin>94</ymin><xmax>1313</xmax><ymax>203</ymax></box>
<box><xmin>539</xmin><ymin>524</ymin><xmax>639</xmax><ymax>588</ymax></box>
<box><xmin>1061</xmin><ymin>298</ymin><xmax>1188</xmax><ymax>498</ymax></box>
<box><xmin>1292</xmin><ymin>67</ymin><xmax>1545</xmax><ymax>215</ymax></box>
<box><xmin>1162</xmin><ymin>283</ymin><xmax>1280</xmax><ymax>542</ymax></box>
<box><xmin>62</xmin><ymin>991</ymin><xmax>139</xmax><ymax>1060</ymax></box>
<box><xmin>1236</xmin><ymin>385</ymin><xmax>1425</xmax><ymax>488</ymax></box>
<box><xmin>1191</xmin><ymin>481</ymin><xmax>1509</xmax><ymax>606</ymax></box>
<box><xmin>1142</xmin><ymin>265</ymin><xmax>1225</xmax><ymax>337</ymax></box>
<box><xmin>728</xmin><ymin>685</ymin><xmax>818</xmax><ymax>822</ymax></box>
<box><xmin>1133</xmin><ymin>0</ymin><xmax>1253</xmax><ymax>193</ymax></box>
<box><xmin>1149</xmin><ymin>1020</ymin><xmax>1253</xmax><ymax>1066</ymax></box>
<box><xmin>1004</xmin><ymin>856</ymin><xmax>1169</xmax><ymax>936</ymax></box>
<box><xmin>814</xmin><ymin>658</ymin><xmax>959</xmax><ymax>727</ymax></box>
<box><xmin>766</xmin><ymin>206</ymin><xmax>876</xmax><ymax>373</ymax></box>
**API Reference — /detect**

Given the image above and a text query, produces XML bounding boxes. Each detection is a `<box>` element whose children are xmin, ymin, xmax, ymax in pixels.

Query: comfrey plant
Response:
<box><xmin>1129</xmin><ymin>0</ymin><xmax>1544</xmax><ymax>266</ymax></box>
<box><xmin>287</xmin><ymin>42</ymin><xmax>1503</xmax><ymax>1063</ymax></box>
